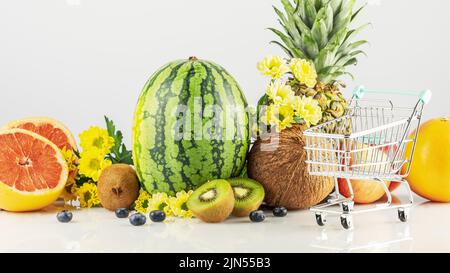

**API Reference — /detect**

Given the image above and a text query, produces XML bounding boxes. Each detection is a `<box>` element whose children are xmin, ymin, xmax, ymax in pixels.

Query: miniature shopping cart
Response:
<box><xmin>304</xmin><ymin>86</ymin><xmax>432</xmax><ymax>230</ymax></box>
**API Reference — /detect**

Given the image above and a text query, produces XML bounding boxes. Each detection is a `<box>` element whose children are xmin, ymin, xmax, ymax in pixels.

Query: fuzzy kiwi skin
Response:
<box><xmin>187</xmin><ymin>180</ymin><xmax>235</xmax><ymax>223</ymax></box>
<box><xmin>229</xmin><ymin>178</ymin><xmax>265</xmax><ymax>217</ymax></box>
<box><xmin>97</xmin><ymin>164</ymin><xmax>140</xmax><ymax>211</ymax></box>
<box><xmin>233</xmin><ymin>203</ymin><xmax>261</xmax><ymax>217</ymax></box>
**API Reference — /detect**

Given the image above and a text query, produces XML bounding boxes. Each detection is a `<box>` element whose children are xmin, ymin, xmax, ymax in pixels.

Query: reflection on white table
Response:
<box><xmin>0</xmin><ymin>188</ymin><xmax>448</xmax><ymax>253</ymax></box>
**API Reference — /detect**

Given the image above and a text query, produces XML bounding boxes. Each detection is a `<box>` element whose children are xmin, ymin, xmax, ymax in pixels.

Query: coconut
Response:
<box><xmin>248</xmin><ymin>125</ymin><xmax>334</xmax><ymax>210</ymax></box>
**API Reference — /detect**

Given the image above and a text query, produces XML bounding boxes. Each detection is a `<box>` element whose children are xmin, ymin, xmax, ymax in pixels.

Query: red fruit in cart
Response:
<box><xmin>339</xmin><ymin>178</ymin><xmax>391</xmax><ymax>204</ymax></box>
<box><xmin>0</xmin><ymin>129</ymin><xmax>68</xmax><ymax>211</ymax></box>
<box><xmin>387</xmin><ymin>144</ymin><xmax>401</xmax><ymax>192</ymax></box>
<box><xmin>338</xmin><ymin>144</ymin><xmax>391</xmax><ymax>204</ymax></box>
<box><xmin>403</xmin><ymin>118</ymin><xmax>450</xmax><ymax>202</ymax></box>
<box><xmin>389</xmin><ymin>181</ymin><xmax>401</xmax><ymax>192</ymax></box>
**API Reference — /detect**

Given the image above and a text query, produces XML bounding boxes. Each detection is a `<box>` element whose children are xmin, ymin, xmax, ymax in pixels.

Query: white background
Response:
<box><xmin>1</xmin><ymin>0</ymin><xmax>449</xmax><ymax>143</ymax></box>
<box><xmin>1</xmin><ymin>1</ymin><xmax>449</xmax><ymax>253</ymax></box>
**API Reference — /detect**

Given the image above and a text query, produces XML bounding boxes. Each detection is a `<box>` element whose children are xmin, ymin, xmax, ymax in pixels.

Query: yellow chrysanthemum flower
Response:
<box><xmin>78</xmin><ymin>149</ymin><xmax>112</xmax><ymax>181</ymax></box>
<box><xmin>168</xmin><ymin>190</ymin><xmax>194</xmax><ymax>219</ymax></box>
<box><xmin>261</xmin><ymin>104</ymin><xmax>295</xmax><ymax>132</ymax></box>
<box><xmin>79</xmin><ymin>126</ymin><xmax>115</xmax><ymax>155</ymax></box>
<box><xmin>59</xmin><ymin>147</ymin><xmax>79</xmax><ymax>201</ymax></box>
<box><xmin>277</xmin><ymin>104</ymin><xmax>295</xmax><ymax>131</ymax></box>
<box><xmin>134</xmin><ymin>189</ymin><xmax>152</xmax><ymax>214</ymax></box>
<box><xmin>260</xmin><ymin>104</ymin><xmax>274</xmax><ymax>127</ymax></box>
<box><xmin>265</xmin><ymin>80</ymin><xmax>295</xmax><ymax>105</ymax></box>
<box><xmin>294</xmin><ymin>96</ymin><xmax>323</xmax><ymax>126</ymax></box>
<box><xmin>61</xmin><ymin>182</ymin><xmax>77</xmax><ymax>203</ymax></box>
<box><xmin>61</xmin><ymin>147</ymin><xmax>78</xmax><ymax>174</ymax></box>
<box><xmin>289</xmin><ymin>58</ymin><xmax>318</xmax><ymax>88</ymax></box>
<box><xmin>257</xmin><ymin>55</ymin><xmax>290</xmax><ymax>79</ymax></box>
<box><xmin>75</xmin><ymin>183</ymin><xmax>101</xmax><ymax>208</ymax></box>
<box><xmin>148</xmin><ymin>192</ymin><xmax>172</xmax><ymax>216</ymax></box>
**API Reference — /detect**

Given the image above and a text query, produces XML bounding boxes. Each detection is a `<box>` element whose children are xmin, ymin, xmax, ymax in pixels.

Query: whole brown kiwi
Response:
<box><xmin>97</xmin><ymin>164</ymin><xmax>140</xmax><ymax>211</ymax></box>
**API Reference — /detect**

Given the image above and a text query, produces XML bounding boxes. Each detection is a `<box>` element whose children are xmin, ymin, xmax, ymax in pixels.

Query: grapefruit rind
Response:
<box><xmin>0</xmin><ymin>129</ymin><xmax>68</xmax><ymax>212</ymax></box>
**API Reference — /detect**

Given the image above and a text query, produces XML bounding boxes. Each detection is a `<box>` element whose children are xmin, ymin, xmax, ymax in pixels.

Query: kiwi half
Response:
<box><xmin>187</xmin><ymin>179</ymin><xmax>235</xmax><ymax>223</ymax></box>
<box><xmin>229</xmin><ymin>178</ymin><xmax>265</xmax><ymax>217</ymax></box>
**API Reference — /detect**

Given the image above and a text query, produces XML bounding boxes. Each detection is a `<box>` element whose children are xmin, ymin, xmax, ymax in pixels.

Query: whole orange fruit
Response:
<box><xmin>404</xmin><ymin>117</ymin><xmax>450</xmax><ymax>202</ymax></box>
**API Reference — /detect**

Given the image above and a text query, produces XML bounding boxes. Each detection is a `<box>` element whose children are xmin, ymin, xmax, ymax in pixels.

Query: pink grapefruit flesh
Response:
<box><xmin>0</xmin><ymin>129</ymin><xmax>68</xmax><ymax>212</ymax></box>
<box><xmin>2</xmin><ymin>117</ymin><xmax>77</xmax><ymax>151</ymax></box>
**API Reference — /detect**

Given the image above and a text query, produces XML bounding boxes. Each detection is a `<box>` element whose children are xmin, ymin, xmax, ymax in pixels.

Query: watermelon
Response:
<box><xmin>132</xmin><ymin>57</ymin><xmax>249</xmax><ymax>195</ymax></box>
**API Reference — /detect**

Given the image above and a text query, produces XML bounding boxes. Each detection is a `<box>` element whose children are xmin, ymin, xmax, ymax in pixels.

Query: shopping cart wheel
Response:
<box><xmin>340</xmin><ymin>215</ymin><xmax>353</xmax><ymax>230</ymax></box>
<box><xmin>341</xmin><ymin>202</ymin><xmax>354</xmax><ymax>212</ymax></box>
<box><xmin>398</xmin><ymin>208</ymin><xmax>409</xmax><ymax>222</ymax></box>
<box><xmin>315</xmin><ymin>213</ymin><xmax>327</xmax><ymax>226</ymax></box>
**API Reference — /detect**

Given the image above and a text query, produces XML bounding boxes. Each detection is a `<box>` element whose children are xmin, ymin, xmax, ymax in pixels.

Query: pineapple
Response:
<box><xmin>270</xmin><ymin>0</ymin><xmax>369</xmax><ymax>124</ymax></box>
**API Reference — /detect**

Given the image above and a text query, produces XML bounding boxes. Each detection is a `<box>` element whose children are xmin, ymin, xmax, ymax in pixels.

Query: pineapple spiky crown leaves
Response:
<box><xmin>270</xmin><ymin>0</ymin><xmax>369</xmax><ymax>84</ymax></box>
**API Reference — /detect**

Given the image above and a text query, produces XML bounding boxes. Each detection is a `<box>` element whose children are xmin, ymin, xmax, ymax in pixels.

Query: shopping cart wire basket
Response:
<box><xmin>304</xmin><ymin>86</ymin><xmax>431</xmax><ymax>229</ymax></box>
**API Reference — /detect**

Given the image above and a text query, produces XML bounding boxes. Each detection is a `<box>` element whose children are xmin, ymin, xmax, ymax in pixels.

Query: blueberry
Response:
<box><xmin>129</xmin><ymin>213</ymin><xmax>146</xmax><ymax>226</ymax></box>
<box><xmin>249</xmin><ymin>210</ymin><xmax>265</xmax><ymax>223</ymax></box>
<box><xmin>115</xmin><ymin>208</ymin><xmax>129</xmax><ymax>218</ymax></box>
<box><xmin>57</xmin><ymin>210</ymin><xmax>73</xmax><ymax>223</ymax></box>
<box><xmin>258</xmin><ymin>204</ymin><xmax>273</xmax><ymax>211</ymax></box>
<box><xmin>273</xmin><ymin>207</ymin><xmax>288</xmax><ymax>217</ymax></box>
<box><xmin>149</xmin><ymin>210</ymin><xmax>166</xmax><ymax>222</ymax></box>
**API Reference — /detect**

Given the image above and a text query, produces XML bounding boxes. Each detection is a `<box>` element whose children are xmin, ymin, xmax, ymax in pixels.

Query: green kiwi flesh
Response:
<box><xmin>187</xmin><ymin>179</ymin><xmax>235</xmax><ymax>223</ymax></box>
<box><xmin>229</xmin><ymin>178</ymin><xmax>265</xmax><ymax>217</ymax></box>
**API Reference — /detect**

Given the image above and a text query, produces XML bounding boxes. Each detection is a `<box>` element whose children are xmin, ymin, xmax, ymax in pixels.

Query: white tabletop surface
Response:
<box><xmin>0</xmin><ymin>188</ymin><xmax>448</xmax><ymax>253</ymax></box>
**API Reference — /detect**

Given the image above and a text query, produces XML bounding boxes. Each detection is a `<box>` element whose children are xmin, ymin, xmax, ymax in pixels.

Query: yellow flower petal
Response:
<box><xmin>148</xmin><ymin>192</ymin><xmax>172</xmax><ymax>216</ymax></box>
<box><xmin>266</xmin><ymin>80</ymin><xmax>295</xmax><ymax>105</ymax></box>
<box><xmin>261</xmin><ymin>103</ymin><xmax>295</xmax><ymax>132</ymax></box>
<box><xmin>134</xmin><ymin>189</ymin><xmax>152</xmax><ymax>213</ymax></box>
<box><xmin>79</xmin><ymin>126</ymin><xmax>115</xmax><ymax>155</ymax></box>
<box><xmin>78</xmin><ymin>149</ymin><xmax>112</xmax><ymax>181</ymax></box>
<box><xmin>168</xmin><ymin>190</ymin><xmax>194</xmax><ymax>219</ymax></box>
<box><xmin>294</xmin><ymin>96</ymin><xmax>323</xmax><ymax>126</ymax></box>
<box><xmin>74</xmin><ymin>183</ymin><xmax>101</xmax><ymax>208</ymax></box>
<box><xmin>61</xmin><ymin>147</ymin><xmax>78</xmax><ymax>173</ymax></box>
<box><xmin>257</xmin><ymin>55</ymin><xmax>290</xmax><ymax>79</ymax></box>
<box><xmin>289</xmin><ymin>58</ymin><xmax>318</xmax><ymax>88</ymax></box>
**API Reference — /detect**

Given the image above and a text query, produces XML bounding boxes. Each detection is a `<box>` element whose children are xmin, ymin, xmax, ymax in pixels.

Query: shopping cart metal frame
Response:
<box><xmin>304</xmin><ymin>86</ymin><xmax>432</xmax><ymax>229</ymax></box>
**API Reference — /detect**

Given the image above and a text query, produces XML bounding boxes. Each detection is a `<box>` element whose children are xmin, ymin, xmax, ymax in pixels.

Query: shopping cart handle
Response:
<box><xmin>419</xmin><ymin>89</ymin><xmax>432</xmax><ymax>104</ymax></box>
<box><xmin>353</xmin><ymin>86</ymin><xmax>432</xmax><ymax>104</ymax></box>
<box><xmin>353</xmin><ymin>85</ymin><xmax>366</xmax><ymax>100</ymax></box>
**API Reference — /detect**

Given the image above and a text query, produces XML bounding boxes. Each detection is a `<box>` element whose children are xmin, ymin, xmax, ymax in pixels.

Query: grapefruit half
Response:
<box><xmin>2</xmin><ymin>117</ymin><xmax>78</xmax><ymax>189</ymax></box>
<box><xmin>2</xmin><ymin>117</ymin><xmax>77</xmax><ymax>151</ymax></box>
<box><xmin>0</xmin><ymin>129</ymin><xmax>68</xmax><ymax>212</ymax></box>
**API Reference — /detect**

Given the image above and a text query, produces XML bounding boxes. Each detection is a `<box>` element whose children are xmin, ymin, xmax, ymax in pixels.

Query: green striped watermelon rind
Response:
<box><xmin>132</xmin><ymin>58</ymin><xmax>250</xmax><ymax>196</ymax></box>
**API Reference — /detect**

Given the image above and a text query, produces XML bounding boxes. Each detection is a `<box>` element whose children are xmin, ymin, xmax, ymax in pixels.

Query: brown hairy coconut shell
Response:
<box><xmin>248</xmin><ymin>125</ymin><xmax>334</xmax><ymax>210</ymax></box>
